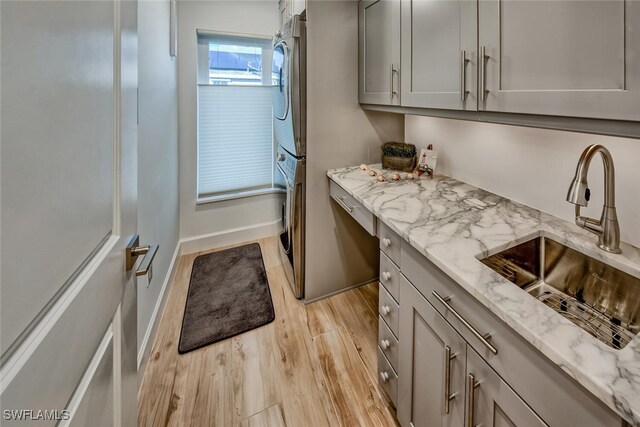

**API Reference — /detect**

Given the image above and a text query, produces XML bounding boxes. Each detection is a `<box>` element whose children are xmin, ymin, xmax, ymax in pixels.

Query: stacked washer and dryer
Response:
<box><xmin>272</xmin><ymin>13</ymin><xmax>306</xmax><ymax>298</ymax></box>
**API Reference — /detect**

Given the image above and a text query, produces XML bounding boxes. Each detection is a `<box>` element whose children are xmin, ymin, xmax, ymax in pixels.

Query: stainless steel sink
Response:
<box><xmin>480</xmin><ymin>236</ymin><xmax>640</xmax><ymax>349</ymax></box>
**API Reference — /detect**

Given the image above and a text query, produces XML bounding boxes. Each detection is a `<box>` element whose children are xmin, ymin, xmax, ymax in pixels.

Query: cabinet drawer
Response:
<box><xmin>378</xmin><ymin>221</ymin><xmax>401</xmax><ymax>265</ymax></box>
<box><xmin>379</xmin><ymin>251</ymin><xmax>400</xmax><ymax>302</ymax></box>
<box><xmin>379</xmin><ymin>284</ymin><xmax>399</xmax><ymax>338</ymax></box>
<box><xmin>377</xmin><ymin>347</ymin><xmax>398</xmax><ymax>406</ymax></box>
<box><xmin>378</xmin><ymin>315</ymin><xmax>399</xmax><ymax>371</ymax></box>
<box><xmin>329</xmin><ymin>180</ymin><xmax>376</xmax><ymax>236</ymax></box>
<box><xmin>400</xmin><ymin>242</ymin><xmax>623</xmax><ymax>427</ymax></box>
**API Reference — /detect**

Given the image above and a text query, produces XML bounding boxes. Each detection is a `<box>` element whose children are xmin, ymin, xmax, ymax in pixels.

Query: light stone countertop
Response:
<box><xmin>327</xmin><ymin>165</ymin><xmax>640</xmax><ymax>426</ymax></box>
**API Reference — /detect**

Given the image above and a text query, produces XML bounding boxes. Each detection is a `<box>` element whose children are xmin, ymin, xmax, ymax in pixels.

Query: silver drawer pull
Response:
<box><xmin>432</xmin><ymin>291</ymin><xmax>498</xmax><ymax>355</ymax></box>
<box><xmin>465</xmin><ymin>373</ymin><xmax>480</xmax><ymax>427</ymax></box>
<box><xmin>382</xmin><ymin>271</ymin><xmax>391</xmax><ymax>281</ymax></box>
<box><xmin>380</xmin><ymin>339</ymin><xmax>390</xmax><ymax>350</ymax></box>
<box><xmin>332</xmin><ymin>194</ymin><xmax>354</xmax><ymax>213</ymax></box>
<box><xmin>380</xmin><ymin>305</ymin><xmax>391</xmax><ymax>316</ymax></box>
<box><xmin>380</xmin><ymin>371</ymin><xmax>390</xmax><ymax>383</ymax></box>
<box><xmin>480</xmin><ymin>46</ymin><xmax>489</xmax><ymax>102</ymax></box>
<box><xmin>460</xmin><ymin>50</ymin><xmax>469</xmax><ymax>102</ymax></box>
<box><xmin>443</xmin><ymin>345</ymin><xmax>458</xmax><ymax>414</ymax></box>
<box><xmin>390</xmin><ymin>63</ymin><xmax>398</xmax><ymax>97</ymax></box>
<box><xmin>382</xmin><ymin>238</ymin><xmax>392</xmax><ymax>247</ymax></box>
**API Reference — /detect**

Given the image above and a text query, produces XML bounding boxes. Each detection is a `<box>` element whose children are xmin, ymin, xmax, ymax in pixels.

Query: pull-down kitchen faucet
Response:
<box><xmin>566</xmin><ymin>144</ymin><xmax>621</xmax><ymax>254</ymax></box>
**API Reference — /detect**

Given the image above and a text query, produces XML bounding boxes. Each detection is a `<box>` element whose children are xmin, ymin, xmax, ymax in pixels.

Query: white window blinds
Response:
<box><xmin>197</xmin><ymin>85</ymin><xmax>273</xmax><ymax>196</ymax></box>
<box><xmin>196</xmin><ymin>32</ymin><xmax>275</xmax><ymax>200</ymax></box>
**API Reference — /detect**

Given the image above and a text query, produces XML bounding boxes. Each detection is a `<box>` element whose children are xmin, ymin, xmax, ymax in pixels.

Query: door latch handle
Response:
<box><xmin>126</xmin><ymin>234</ymin><xmax>159</xmax><ymax>276</ymax></box>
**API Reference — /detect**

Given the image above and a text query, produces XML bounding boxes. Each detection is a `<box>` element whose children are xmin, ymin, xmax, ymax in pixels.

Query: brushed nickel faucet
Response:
<box><xmin>566</xmin><ymin>144</ymin><xmax>621</xmax><ymax>254</ymax></box>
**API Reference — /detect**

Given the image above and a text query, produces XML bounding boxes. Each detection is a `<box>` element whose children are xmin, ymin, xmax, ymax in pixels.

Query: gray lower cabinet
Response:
<box><xmin>398</xmin><ymin>279</ymin><xmax>547</xmax><ymax>427</ymax></box>
<box><xmin>400</xmin><ymin>0</ymin><xmax>477</xmax><ymax>110</ymax></box>
<box><xmin>394</xmin><ymin>238</ymin><xmax>624</xmax><ymax>427</ymax></box>
<box><xmin>377</xmin><ymin>243</ymin><xmax>400</xmax><ymax>405</ymax></box>
<box><xmin>358</xmin><ymin>0</ymin><xmax>401</xmax><ymax>105</ymax></box>
<box><xmin>478</xmin><ymin>0</ymin><xmax>640</xmax><ymax>121</ymax></box>
<box><xmin>377</xmin><ymin>224</ymin><xmax>401</xmax><ymax>406</ymax></box>
<box><xmin>372</xmin><ymin>222</ymin><xmax>625</xmax><ymax>426</ymax></box>
<box><xmin>397</xmin><ymin>279</ymin><xmax>466</xmax><ymax>427</ymax></box>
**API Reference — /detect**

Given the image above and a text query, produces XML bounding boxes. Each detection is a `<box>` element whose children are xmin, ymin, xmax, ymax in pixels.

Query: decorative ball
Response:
<box><xmin>377</xmin><ymin>175</ymin><xmax>386</xmax><ymax>182</ymax></box>
<box><xmin>406</xmin><ymin>173</ymin><xmax>415</xmax><ymax>180</ymax></box>
<box><xmin>391</xmin><ymin>172</ymin><xmax>401</xmax><ymax>181</ymax></box>
<box><xmin>360</xmin><ymin>164</ymin><xmax>368</xmax><ymax>171</ymax></box>
<box><xmin>369</xmin><ymin>170</ymin><xmax>377</xmax><ymax>176</ymax></box>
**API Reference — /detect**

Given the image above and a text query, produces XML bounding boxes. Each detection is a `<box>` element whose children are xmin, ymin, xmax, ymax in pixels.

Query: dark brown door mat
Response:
<box><xmin>178</xmin><ymin>243</ymin><xmax>275</xmax><ymax>354</ymax></box>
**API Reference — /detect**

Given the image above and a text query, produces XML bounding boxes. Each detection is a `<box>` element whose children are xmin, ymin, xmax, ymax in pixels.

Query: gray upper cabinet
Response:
<box><xmin>478</xmin><ymin>0</ymin><xmax>640</xmax><ymax>121</ymax></box>
<box><xmin>466</xmin><ymin>348</ymin><xmax>548</xmax><ymax>427</ymax></box>
<box><xmin>359</xmin><ymin>0</ymin><xmax>401</xmax><ymax>105</ymax></box>
<box><xmin>400</xmin><ymin>0</ymin><xmax>477</xmax><ymax>110</ymax></box>
<box><xmin>397</xmin><ymin>279</ymin><xmax>466</xmax><ymax>427</ymax></box>
<box><xmin>359</xmin><ymin>0</ymin><xmax>640</xmax><ymax>124</ymax></box>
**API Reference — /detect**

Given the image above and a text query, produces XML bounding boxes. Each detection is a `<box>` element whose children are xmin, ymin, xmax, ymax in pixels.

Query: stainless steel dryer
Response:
<box><xmin>273</xmin><ymin>13</ymin><xmax>306</xmax><ymax>298</ymax></box>
<box><xmin>275</xmin><ymin>146</ymin><xmax>305</xmax><ymax>298</ymax></box>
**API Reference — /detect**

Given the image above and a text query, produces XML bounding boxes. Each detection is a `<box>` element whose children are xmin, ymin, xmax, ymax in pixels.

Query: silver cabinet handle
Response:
<box><xmin>382</xmin><ymin>238</ymin><xmax>392</xmax><ymax>247</ymax></box>
<box><xmin>382</xmin><ymin>271</ymin><xmax>391</xmax><ymax>281</ymax></box>
<box><xmin>380</xmin><ymin>371</ymin><xmax>390</xmax><ymax>382</ymax></box>
<box><xmin>380</xmin><ymin>339</ymin><xmax>390</xmax><ymax>350</ymax></box>
<box><xmin>332</xmin><ymin>194</ymin><xmax>354</xmax><ymax>213</ymax></box>
<box><xmin>465</xmin><ymin>373</ymin><xmax>480</xmax><ymax>427</ymax></box>
<box><xmin>443</xmin><ymin>345</ymin><xmax>458</xmax><ymax>414</ymax></box>
<box><xmin>432</xmin><ymin>291</ymin><xmax>498</xmax><ymax>355</ymax></box>
<box><xmin>391</xmin><ymin>64</ymin><xmax>399</xmax><ymax>98</ymax></box>
<box><xmin>381</xmin><ymin>305</ymin><xmax>391</xmax><ymax>316</ymax></box>
<box><xmin>480</xmin><ymin>46</ymin><xmax>489</xmax><ymax>102</ymax></box>
<box><xmin>460</xmin><ymin>50</ymin><xmax>469</xmax><ymax>102</ymax></box>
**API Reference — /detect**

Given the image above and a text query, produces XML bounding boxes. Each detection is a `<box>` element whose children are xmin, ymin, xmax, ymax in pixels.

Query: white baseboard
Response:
<box><xmin>179</xmin><ymin>219</ymin><xmax>282</xmax><ymax>255</ymax></box>
<box><xmin>137</xmin><ymin>242</ymin><xmax>180</xmax><ymax>374</ymax></box>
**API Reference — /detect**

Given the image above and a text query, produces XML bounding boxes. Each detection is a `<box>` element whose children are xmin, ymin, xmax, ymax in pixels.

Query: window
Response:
<box><xmin>196</xmin><ymin>32</ymin><xmax>275</xmax><ymax>201</ymax></box>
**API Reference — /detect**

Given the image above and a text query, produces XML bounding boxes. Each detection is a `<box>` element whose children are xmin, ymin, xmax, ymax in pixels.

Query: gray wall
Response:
<box><xmin>305</xmin><ymin>0</ymin><xmax>405</xmax><ymax>301</ymax></box>
<box><xmin>137</xmin><ymin>0</ymin><xmax>180</xmax><ymax>369</ymax></box>
<box><xmin>405</xmin><ymin>115</ymin><xmax>640</xmax><ymax>248</ymax></box>
<box><xmin>177</xmin><ymin>0</ymin><xmax>285</xmax><ymax>242</ymax></box>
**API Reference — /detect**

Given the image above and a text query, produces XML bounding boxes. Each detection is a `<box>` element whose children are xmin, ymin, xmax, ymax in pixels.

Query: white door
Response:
<box><xmin>1</xmin><ymin>1</ymin><xmax>140</xmax><ymax>426</ymax></box>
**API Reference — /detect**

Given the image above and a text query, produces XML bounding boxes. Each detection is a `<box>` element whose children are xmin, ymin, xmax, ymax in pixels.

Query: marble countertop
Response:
<box><xmin>327</xmin><ymin>165</ymin><xmax>640</xmax><ymax>425</ymax></box>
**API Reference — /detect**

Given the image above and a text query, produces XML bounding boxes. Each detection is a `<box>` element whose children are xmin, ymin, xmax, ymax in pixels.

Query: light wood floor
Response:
<box><xmin>137</xmin><ymin>236</ymin><xmax>399</xmax><ymax>427</ymax></box>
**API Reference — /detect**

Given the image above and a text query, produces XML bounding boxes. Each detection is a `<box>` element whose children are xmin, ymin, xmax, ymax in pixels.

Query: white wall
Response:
<box><xmin>137</xmin><ymin>0</ymin><xmax>180</xmax><ymax>371</ymax></box>
<box><xmin>304</xmin><ymin>0</ymin><xmax>405</xmax><ymax>301</ymax></box>
<box><xmin>177</xmin><ymin>0</ymin><xmax>284</xmax><ymax>243</ymax></box>
<box><xmin>405</xmin><ymin>115</ymin><xmax>640</xmax><ymax>248</ymax></box>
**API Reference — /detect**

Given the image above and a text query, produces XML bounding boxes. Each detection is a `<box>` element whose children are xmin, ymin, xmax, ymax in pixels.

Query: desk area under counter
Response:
<box><xmin>327</xmin><ymin>166</ymin><xmax>640</xmax><ymax>427</ymax></box>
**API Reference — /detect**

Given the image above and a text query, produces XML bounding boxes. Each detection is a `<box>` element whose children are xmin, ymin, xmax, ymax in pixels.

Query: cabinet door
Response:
<box><xmin>401</xmin><ymin>0</ymin><xmax>477</xmax><ymax>110</ymax></box>
<box><xmin>359</xmin><ymin>0</ymin><xmax>401</xmax><ymax>105</ymax></box>
<box><xmin>466</xmin><ymin>348</ymin><xmax>548</xmax><ymax>427</ymax></box>
<box><xmin>398</xmin><ymin>280</ymin><xmax>465</xmax><ymax>427</ymax></box>
<box><xmin>478</xmin><ymin>0</ymin><xmax>640</xmax><ymax>121</ymax></box>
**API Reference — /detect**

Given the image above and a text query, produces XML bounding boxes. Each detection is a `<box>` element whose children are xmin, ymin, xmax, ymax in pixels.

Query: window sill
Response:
<box><xmin>196</xmin><ymin>187</ymin><xmax>286</xmax><ymax>205</ymax></box>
